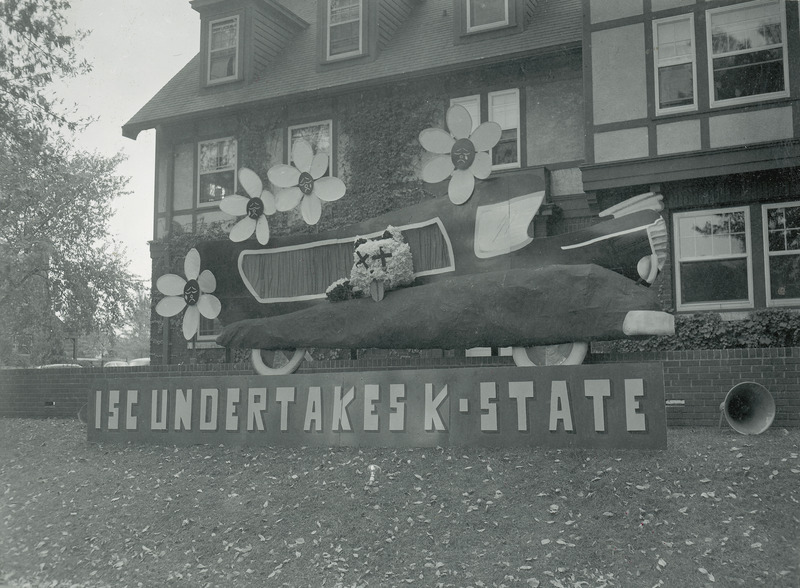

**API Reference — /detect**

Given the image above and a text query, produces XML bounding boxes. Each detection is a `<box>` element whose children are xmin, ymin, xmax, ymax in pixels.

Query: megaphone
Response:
<box><xmin>720</xmin><ymin>382</ymin><xmax>775</xmax><ymax>435</ymax></box>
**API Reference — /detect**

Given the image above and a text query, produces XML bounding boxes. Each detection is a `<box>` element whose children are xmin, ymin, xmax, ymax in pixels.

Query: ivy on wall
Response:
<box><xmin>596</xmin><ymin>308</ymin><xmax>800</xmax><ymax>353</ymax></box>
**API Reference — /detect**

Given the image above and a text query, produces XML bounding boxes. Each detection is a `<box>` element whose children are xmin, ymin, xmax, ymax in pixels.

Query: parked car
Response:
<box><xmin>128</xmin><ymin>357</ymin><xmax>151</xmax><ymax>367</ymax></box>
<box><xmin>103</xmin><ymin>360</ymin><xmax>129</xmax><ymax>368</ymax></box>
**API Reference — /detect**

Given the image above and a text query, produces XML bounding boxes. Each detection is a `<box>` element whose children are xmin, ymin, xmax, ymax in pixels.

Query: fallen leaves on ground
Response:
<box><xmin>0</xmin><ymin>420</ymin><xmax>798</xmax><ymax>587</ymax></box>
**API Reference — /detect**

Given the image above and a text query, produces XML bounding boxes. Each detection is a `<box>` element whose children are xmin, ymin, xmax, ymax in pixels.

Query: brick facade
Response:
<box><xmin>2</xmin><ymin>349</ymin><xmax>798</xmax><ymax>428</ymax></box>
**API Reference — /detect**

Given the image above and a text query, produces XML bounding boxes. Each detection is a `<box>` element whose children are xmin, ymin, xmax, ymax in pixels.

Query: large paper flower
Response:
<box><xmin>155</xmin><ymin>248</ymin><xmax>221</xmax><ymax>340</ymax></box>
<box><xmin>219</xmin><ymin>167</ymin><xmax>276</xmax><ymax>245</ymax></box>
<box><xmin>419</xmin><ymin>104</ymin><xmax>502</xmax><ymax>205</ymax></box>
<box><xmin>267</xmin><ymin>139</ymin><xmax>346</xmax><ymax>225</ymax></box>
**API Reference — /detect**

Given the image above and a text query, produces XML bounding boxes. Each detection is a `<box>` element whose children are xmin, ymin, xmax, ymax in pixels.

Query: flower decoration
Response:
<box><xmin>418</xmin><ymin>104</ymin><xmax>502</xmax><ymax>205</ymax></box>
<box><xmin>219</xmin><ymin>167</ymin><xmax>276</xmax><ymax>245</ymax></box>
<box><xmin>155</xmin><ymin>248</ymin><xmax>221</xmax><ymax>340</ymax></box>
<box><xmin>267</xmin><ymin>139</ymin><xmax>346</xmax><ymax>226</ymax></box>
<box><xmin>349</xmin><ymin>226</ymin><xmax>414</xmax><ymax>300</ymax></box>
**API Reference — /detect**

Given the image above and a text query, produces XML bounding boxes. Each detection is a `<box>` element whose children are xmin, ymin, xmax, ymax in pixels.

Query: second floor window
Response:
<box><xmin>198</xmin><ymin>137</ymin><xmax>237</xmax><ymax>206</ymax></box>
<box><xmin>653</xmin><ymin>15</ymin><xmax>696</xmax><ymax>115</ymax></box>
<box><xmin>466</xmin><ymin>0</ymin><xmax>510</xmax><ymax>33</ymax></box>
<box><xmin>707</xmin><ymin>0</ymin><xmax>788</xmax><ymax>106</ymax></box>
<box><xmin>327</xmin><ymin>0</ymin><xmax>362</xmax><ymax>60</ymax></box>
<box><xmin>208</xmin><ymin>16</ymin><xmax>239</xmax><ymax>84</ymax></box>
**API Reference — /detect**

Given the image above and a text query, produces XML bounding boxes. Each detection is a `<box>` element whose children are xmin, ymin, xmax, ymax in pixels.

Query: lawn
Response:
<box><xmin>1</xmin><ymin>419</ymin><xmax>798</xmax><ymax>588</ymax></box>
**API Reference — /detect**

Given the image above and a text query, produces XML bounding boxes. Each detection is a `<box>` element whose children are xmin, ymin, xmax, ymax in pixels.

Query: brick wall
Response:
<box><xmin>2</xmin><ymin>349</ymin><xmax>798</xmax><ymax>428</ymax></box>
<box><xmin>588</xmin><ymin>347</ymin><xmax>800</xmax><ymax>428</ymax></box>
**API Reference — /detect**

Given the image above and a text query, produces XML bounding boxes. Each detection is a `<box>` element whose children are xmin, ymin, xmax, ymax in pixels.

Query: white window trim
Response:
<box><xmin>287</xmin><ymin>120</ymin><xmax>334</xmax><ymax>169</ymax></box>
<box><xmin>706</xmin><ymin>0</ymin><xmax>789</xmax><ymax>108</ymax></box>
<box><xmin>674</xmin><ymin>206</ymin><xmax>754</xmax><ymax>311</ymax></box>
<box><xmin>763</xmin><ymin>200</ymin><xmax>800</xmax><ymax>307</ymax></box>
<box><xmin>450</xmin><ymin>94</ymin><xmax>481</xmax><ymax>133</ymax></box>
<box><xmin>488</xmin><ymin>88</ymin><xmax>521</xmax><ymax>171</ymax></box>
<box><xmin>326</xmin><ymin>0</ymin><xmax>363</xmax><ymax>61</ymax></box>
<box><xmin>207</xmin><ymin>15</ymin><xmax>239</xmax><ymax>85</ymax></box>
<box><xmin>466</xmin><ymin>0</ymin><xmax>510</xmax><ymax>33</ymax></box>
<box><xmin>197</xmin><ymin>137</ymin><xmax>238</xmax><ymax>209</ymax></box>
<box><xmin>653</xmin><ymin>14</ymin><xmax>698</xmax><ymax>116</ymax></box>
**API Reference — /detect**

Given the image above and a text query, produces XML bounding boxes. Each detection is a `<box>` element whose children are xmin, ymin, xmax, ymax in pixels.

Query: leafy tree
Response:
<box><xmin>0</xmin><ymin>130</ymin><xmax>136</xmax><ymax>365</ymax></box>
<box><xmin>112</xmin><ymin>284</ymin><xmax>151</xmax><ymax>361</ymax></box>
<box><xmin>0</xmin><ymin>0</ymin><xmax>90</xmax><ymax>138</ymax></box>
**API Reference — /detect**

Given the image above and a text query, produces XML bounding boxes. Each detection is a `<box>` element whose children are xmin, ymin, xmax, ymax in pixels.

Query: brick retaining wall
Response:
<box><xmin>1</xmin><ymin>349</ymin><xmax>798</xmax><ymax>427</ymax></box>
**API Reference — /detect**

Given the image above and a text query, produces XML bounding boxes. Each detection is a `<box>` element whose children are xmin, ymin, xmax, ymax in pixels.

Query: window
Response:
<box><xmin>14</xmin><ymin>333</ymin><xmax>32</xmax><ymax>356</ymax></box>
<box><xmin>466</xmin><ymin>0</ymin><xmax>510</xmax><ymax>33</ymax></box>
<box><xmin>198</xmin><ymin>316</ymin><xmax>221</xmax><ymax>341</ymax></box>
<box><xmin>653</xmin><ymin>15</ymin><xmax>697</xmax><ymax>114</ymax></box>
<box><xmin>707</xmin><ymin>0</ymin><xmax>788</xmax><ymax>107</ymax></box>
<box><xmin>198</xmin><ymin>138</ymin><xmax>237</xmax><ymax>206</ymax></box>
<box><xmin>288</xmin><ymin>120</ymin><xmax>333</xmax><ymax>171</ymax></box>
<box><xmin>327</xmin><ymin>0</ymin><xmax>362</xmax><ymax>60</ymax></box>
<box><xmin>674</xmin><ymin>207</ymin><xmax>753</xmax><ymax>310</ymax></box>
<box><xmin>208</xmin><ymin>16</ymin><xmax>239</xmax><ymax>84</ymax></box>
<box><xmin>763</xmin><ymin>201</ymin><xmax>800</xmax><ymax>306</ymax></box>
<box><xmin>450</xmin><ymin>89</ymin><xmax>521</xmax><ymax>170</ymax></box>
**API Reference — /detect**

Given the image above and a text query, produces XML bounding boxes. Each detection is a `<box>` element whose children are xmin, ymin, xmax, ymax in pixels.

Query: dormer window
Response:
<box><xmin>466</xmin><ymin>0</ymin><xmax>510</xmax><ymax>32</ymax></box>
<box><xmin>208</xmin><ymin>16</ymin><xmax>239</xmax><ymax>84</ymax></box>
<box><xmin>327</xmin><ymin>0</ymin><xmax>363</xmax><ymax>60</ymax></box>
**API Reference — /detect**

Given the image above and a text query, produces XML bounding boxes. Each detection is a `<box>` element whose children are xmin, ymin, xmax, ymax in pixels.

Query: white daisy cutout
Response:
<box><xmin>155</xmin><ymin>248</ymin><xmax>221</xmax><ymax>341</ymax></box>
<box><xmin>419</xmin><ymin>104</ymin><xmax>502</xmax><ymax>205</ymax></box>
<box><xmin>219</xmin><ymin>167</ymin><xmax>276</xmax><ymax>245</ymax></box>
<box><xmin>267</xmin><ymin>139</ymin><xmax>346</xmax><ymax>225</ymax></box>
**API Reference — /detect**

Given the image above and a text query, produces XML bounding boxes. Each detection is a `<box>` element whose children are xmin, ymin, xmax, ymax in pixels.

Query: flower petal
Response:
<box><xmin>238</xmin><ymin>167</ymin><xmax>263</xmax><ymax>199</ymax></box>
<box><xmin>471</xmin><ymin>121</ymin><xmax>502</xmax><ymax>152</ymax></box>
<box><xmin>419</xmin><ymin>128</ymin><xmax>455</xmax><ymax>154</ymax></box>
<box><xmin>184</xmin><ymin>248</ymin><xmax>201</xmax><ymax>281</ymax></box>
<box><xmin>421</xmin><ymin>154</ymin><xmax>455</xmax><ymax>184</ymax></box>
<box><xmin>182</xmin><ymin>305</ymin><xmax>200</xmax><ymax>340</ymax></box>
<box><xmin>198</xmin><ymin>269</ymin><xmax>216</xmax><ymax>294</ymax></box>
<box><xmin>301</xmin><ymin>195</ymin><xmax>322</xmax><ymax>225</ymax></box>
<box><xmin>447</xmin><ymin>104</ymin><xmax>473</xmax><ymax>140</ymax></box>
<box><xmin>471</xmin><ymin>151</ymin><xmax>492</xmax><ymax>180</ymax></box>
<box><xmin>448</xmin><ymin>169</ymin><xmax>475</xmax><ymax>205</ymax></box>
<box><xmin>156</xmin><ymin>274</ymin><xmax>186</xmax><ymax>296</ymax></box>
<box><xmin>314</xmin><ymin>176</ymin><xmax>346</xmax><ymax>202</ymax></box>
<box><xmin>229</xmin><ymin>216</ymin><xmax>256</xmax><ymax>242</ymax></box>
<box><xmin>276</xmin><ymin>186</ymin><xmax>303</xmax><ymax>211</ymax></box>
<box><xmin>261</xmin><ymin>190</ymin><xmax>277</xmax><ymax>215</ymax></box>
<box><xmin>309</xmin><ymin>153</ymin><xmax>329</xmax><ymax>180</ymax></box>
<box><xmin>291</xmin><ymin>139</ymin><xmax>314</xmax><ymax>172</ymax></box>
<box><xmin>197</xmin><ymin>293</ymin><xmax>222</xmax><ymax>320</ymax></box>
<box><xmin>219</xmin><ymin>194</ymin><xmax>249</xmax><ymax>217</ymax></box>
<box><xmin>267</xmin><ymin>164</ymin><xmax>300</xmax><ymax>189</ymax></box>
<box><xmin>155</xmin><ymin>295</ymin><xmax>186</xmax><ymax>318</ymax></box>
<box><xmin>256</xmin><ymin>215</ymin><xmax>270</xmax><ymax>245</ymax></box>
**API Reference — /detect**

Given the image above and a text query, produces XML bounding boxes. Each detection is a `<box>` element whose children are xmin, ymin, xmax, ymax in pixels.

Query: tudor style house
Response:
<box><xmin>125</xmin><ymin>0</ymin><xmax>800</xmax><ymax>364</ymax></box>
<box><xmin>581</xmin><ymin>0</ymin><xmax>800</xmax><ymax>315</ymax></box>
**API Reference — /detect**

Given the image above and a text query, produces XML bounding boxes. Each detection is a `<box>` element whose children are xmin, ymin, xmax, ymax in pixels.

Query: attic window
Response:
<box><xmin>208</xmin><ymin>16</ymin><xmax>239</xmax><ymax>84</ymax></box>
<box><xmin>327</xmin><ymin>0</ymin><xmax>363</xmax><ymax>60</ymax></box>
<box><xmin>467</xmin><ymin>0</ymin><xmax>510</xmax><ymax>32</ymax></box>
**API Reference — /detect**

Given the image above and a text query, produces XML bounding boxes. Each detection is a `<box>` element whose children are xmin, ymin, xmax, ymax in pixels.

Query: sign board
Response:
<box><xmin>88</xmin><ymin>364</ymin><xmax>667</xmax><ymax>449</ymax></box>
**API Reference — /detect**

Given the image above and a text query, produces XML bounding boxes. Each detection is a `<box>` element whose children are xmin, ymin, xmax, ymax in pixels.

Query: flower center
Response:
<box><xmin>246</xmin><ymin>197</ymin><xmax>264</xmax><ymax>220</ymax></box>
<box><xmin>451</xmin><ymin>138</ymin><xmax>476</xmax><ymax>170</ymax></box>
<box><xmin>298</xmin><ymin>172</ymin><xmax>315</xmax><ymax>195</ymax></box>
<box><xmin>183</xmin><ymin>279</ymin><xmax>200</xmax><ymax>306</ymax></box>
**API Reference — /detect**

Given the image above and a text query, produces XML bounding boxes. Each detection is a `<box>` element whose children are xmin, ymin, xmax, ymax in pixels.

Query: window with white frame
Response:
<box><xmin>198</xmin><ymin>316</ymin><xmax>221</xmax><ymax>341</ymax></box>
<box><xmin>763</xmin><ymin>201</ymin><xmax>800</xmax><ymax>306</ymax></box>
<box><xmin>707</xmin><ymin>0</ymin><xmax>788</xmax><ymax>106</ymax></box>
<box><xmin>327</xmin><ymin>0</ymin><xmax>362</xmax><ymax>60</ymax></box>
<box><xmin>653</xmin><ymin>15</ymin><xmax>697</xmax><ymax>114</ymax></box>
<box><xmin>288</xmin><ymin>120</ymin><xmax>333</xmax><ymax>171</ymax></box>
<box><xmin>466</xmin><ymin>0</ymin><xmax>510</xmax><ymax>33</ymax></box>
<box><xmin>198</xmin><ymin>138</ymin><xmax>237</xmax><ymax>206</ymax></box>
<box><xmin>450</xmin><ymin>89</ymin><xmax>520</xmax><ymax>170</ymax></box>
<box><xmin>674</xmin><ymin>207</ymin><xmax>753</xmax><ymax>310</ymax></box>
<box><xmin>208</xmin><ymin>16</ymin><xmax>239</xmax><ymax>84</ymax></box>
